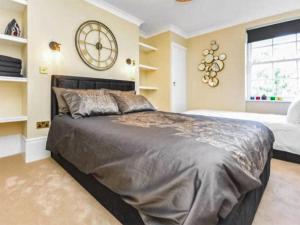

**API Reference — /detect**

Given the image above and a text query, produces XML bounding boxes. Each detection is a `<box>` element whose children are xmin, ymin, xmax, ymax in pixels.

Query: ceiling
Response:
<box><xmin>95</xmin><ymin>0</ymin><xmax>300</xmax><ymax>38</ymax></box>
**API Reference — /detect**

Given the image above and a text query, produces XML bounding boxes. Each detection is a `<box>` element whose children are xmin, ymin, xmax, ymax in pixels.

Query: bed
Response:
<box><xmin>185</xmin><ymin>110</ymin><xmax>300</xmax><ymax>164</ymax></box>
<box><xmin>47</xmin><ymin>75</ymin><xmax>273</xmax><ymax>225</ymax></box>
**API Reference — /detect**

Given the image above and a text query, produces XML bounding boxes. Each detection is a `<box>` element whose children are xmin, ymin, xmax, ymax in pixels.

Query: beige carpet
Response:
<box><xmin>0</xmin><ymin>155</ymin><xmax>299</xmax><ymax>225</ymax></box>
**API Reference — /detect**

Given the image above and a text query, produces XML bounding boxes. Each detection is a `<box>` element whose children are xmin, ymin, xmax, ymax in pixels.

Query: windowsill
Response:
<box><xmin>246</xmin><ymin>100</ymin><xmax>292</xmax><ymax>103</ymax></box>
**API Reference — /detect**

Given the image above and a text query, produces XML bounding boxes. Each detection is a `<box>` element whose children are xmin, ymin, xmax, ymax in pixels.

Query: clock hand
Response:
<box><xmin>101</xmin><ymin>46</ymin><xmax>116</xmax><ymax>52</ymax></box>
<box><xmin>98</xmin><ymin>28</ymin><xmax>101</xmax><ymax>62</ymax></box>
<box><xmin>98</xmin><ymin>47</ymin><xmax>101</xmax><ymax>64</ymax></box>
<box><xmin>85</xmin><ymin>42</ymin><xmax>96</xmax><ymax>46</ymax></box>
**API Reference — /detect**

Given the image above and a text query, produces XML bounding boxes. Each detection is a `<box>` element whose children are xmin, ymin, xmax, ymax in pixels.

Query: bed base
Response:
<box><xmin>51</xmin><ymin>152</ymin><xmax>144</xmax><ymax>225</ymax></box>
<box><xmin>51</xmin><ymin>152</ymin><xmax>271</xmax><ymax>225</ymax></box>
<box><xmin>273</xmin><ymin>149</ymin><xmax>300</xmax><ymax>164</ymax></box>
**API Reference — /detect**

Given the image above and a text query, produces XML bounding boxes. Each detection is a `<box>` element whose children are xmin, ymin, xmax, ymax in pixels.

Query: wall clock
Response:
<box><xmin>75</xmin><ymin>20</ymin><xmax>118</xmax><ymax>71</ymax></box>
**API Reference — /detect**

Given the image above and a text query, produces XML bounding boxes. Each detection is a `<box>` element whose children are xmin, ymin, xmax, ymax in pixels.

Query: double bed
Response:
<box><xmin>47</xmin><ymin>75</ymin><xmax>274</xmax><ymax>225</ymax></box>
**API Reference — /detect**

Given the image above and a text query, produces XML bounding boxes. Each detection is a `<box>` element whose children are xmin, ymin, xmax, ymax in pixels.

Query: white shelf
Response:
<box><xmin>139</xmin><ymin>86</ymin><xmax>158</xmax><ymax>91</ymax></box>
<box><xmin>0</xmin><ymin>0</ymin><xmax>27</xmax><ymax>12</ymax></box>
<box><xmin>139</xmin><ymin>42</ymin><xmax>158</xmax><ymax>52</ymax></box>
<box><xmin>139</xmin><ymin>64</ymin><xmax>158</xmax><ymax>71</ymax></box>
<box><xmin>0</xmin><ymin>115</ymin><xmax>27</xmax><ymax>123</ymax></box>
<box><xmin>0</xmin><ymin>76</ymin><xmax>27</xmax><ymax>83</ymax></box>
<box><xmin>0</xmin><ymin>33</ymin><xmax>27</xmax><ymax>45</ymax></box>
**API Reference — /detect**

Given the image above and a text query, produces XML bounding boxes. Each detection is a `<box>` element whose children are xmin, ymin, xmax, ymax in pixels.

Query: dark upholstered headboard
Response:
<box><xmin>51</xmin><ymin>75</ymin><xmax>135</xmax><ymax>120</ymax></box>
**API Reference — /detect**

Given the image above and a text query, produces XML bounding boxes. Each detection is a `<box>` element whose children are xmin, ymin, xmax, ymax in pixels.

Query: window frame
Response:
<box><xmin>246</xmin><ymin>34</ymin><xmax>300</xmax><ymax>102</ymax></box>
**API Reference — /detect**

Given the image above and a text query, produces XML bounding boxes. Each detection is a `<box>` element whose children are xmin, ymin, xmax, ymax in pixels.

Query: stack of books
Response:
<box><xmin>0</xmin><ymin>55</ymin><xmax>23</xmax><ymax>77</ymax></box>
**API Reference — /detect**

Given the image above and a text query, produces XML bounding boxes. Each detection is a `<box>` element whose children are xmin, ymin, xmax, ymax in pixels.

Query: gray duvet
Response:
<box><xmin>46</xmin><ymin>111</ymin><xmax>274</xmax><ymax>225</ymax></box>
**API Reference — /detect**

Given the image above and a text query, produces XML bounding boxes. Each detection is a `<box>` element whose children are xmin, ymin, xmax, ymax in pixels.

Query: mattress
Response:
<box><xmin>185</xmin><ymin>110</ymin><xmax>300</xmax><ymax>156</ymax></box>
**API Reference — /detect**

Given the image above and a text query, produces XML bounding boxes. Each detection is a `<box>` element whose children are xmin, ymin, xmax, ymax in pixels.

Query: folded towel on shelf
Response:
<box><xmin>0</xmin><ymin>66</ymin><xmax>21</xmax><ymax>73</ymax></box>
<box><xmin>0</xmin><ymin>55</ymin><xmax>22</xmax><ymax>64</ymax></box>
<box><xmin>0</xmin><ymin>61</ymin><xmax>22</xmax><ymax>69</ymax></box>
<box><xmin>0</xmin><ymin>71</ymin><xmax>23</xmax><ymax>77</ymax></box>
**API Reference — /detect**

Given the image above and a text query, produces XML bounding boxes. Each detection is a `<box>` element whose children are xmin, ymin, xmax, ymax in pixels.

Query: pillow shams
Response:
<box><xmin>102</xmin><ymin>89</ymin><xmax>136</xmax><ymax>97</ymax></box>
<box><xmin>52</xmin><ymin>87</ymin><xmax>70</xmax><ymax>114</ymax></box>
<box><xmin>53</xmin><ymin>87</ymin><xmax>136</xmax><ymax>115</ymax></box>
<box><xmin>112</xmin><ymin>94</ymin><xmax>155</xmax><ymax>114</ymax></box>
<box><xmin>63</xmin><ymin>90</ymin><xmax>119</xmax><ymax>119</ymax></box>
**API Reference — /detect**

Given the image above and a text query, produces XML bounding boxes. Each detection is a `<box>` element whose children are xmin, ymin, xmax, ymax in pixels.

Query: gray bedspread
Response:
<box><xmin>46</xmin><ymin>111</ymin><xmax>274</xmax><ymax>225</ymax></box>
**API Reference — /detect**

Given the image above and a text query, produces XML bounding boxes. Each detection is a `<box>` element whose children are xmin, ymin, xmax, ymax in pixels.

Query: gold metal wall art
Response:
<box><xmin>198</xmin><ymin>41</ymin><xmax>227</xmax><ymax>87</ymax></box>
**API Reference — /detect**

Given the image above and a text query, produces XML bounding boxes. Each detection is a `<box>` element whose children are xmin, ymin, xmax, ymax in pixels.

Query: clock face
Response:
<box><xmin>75</xmin><ymin>21</ymin><xmax>118</xmax><ymax>71</ymax></box>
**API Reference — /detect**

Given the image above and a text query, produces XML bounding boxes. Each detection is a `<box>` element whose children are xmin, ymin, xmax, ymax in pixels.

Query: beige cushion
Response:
<box><xmin>53</xmin><ymin>87</ymin><xmax>111</xmax><ymax>115</ymax></box>
<box><xmin>63</xmin><ymin>90</ymin><xmax>119</xmax><ymax>119</ymax></box>
<box><xmin>52</xmin><ymin>87</ymin><xmax>70</xmax><ymax>115</ymax></box>
<box><xmin>102</xmin><ymin>89</ymin><xmax>136</xmax><ymax>97</ymax></box>
<box><xmin>112</xmin><ymin>94</ymin><xmax>155</xmax><ymax>114</ymax></box>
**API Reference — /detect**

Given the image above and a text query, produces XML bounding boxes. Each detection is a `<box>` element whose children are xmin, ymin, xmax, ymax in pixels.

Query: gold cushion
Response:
<box><xmin>112</xmin><ymin>94</ymin><xmax>155</xmax><ymax>114</ymax></box>
<box><xmin>63</xmin><ymin>90</ymin><xmax>120</xmax><ymax>119</ymax></box>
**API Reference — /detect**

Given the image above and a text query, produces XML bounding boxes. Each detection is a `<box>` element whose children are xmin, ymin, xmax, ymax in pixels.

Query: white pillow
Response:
<box><xmin>287</xmin><ymin>97</ymin><xmax>300</xmax><ymax>124</ymax></box>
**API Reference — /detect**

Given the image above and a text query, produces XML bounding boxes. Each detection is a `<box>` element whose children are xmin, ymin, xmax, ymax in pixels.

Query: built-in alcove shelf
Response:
<box><xmin>0</xmin><ymin>76</ymin><xmax>27</xmax><ymax>83</ymax></box>
<box><xmin>139</xmin><ymin>42</ymin><xmax>158</xmax><ymax>52</ymax></box>
<box><xmin>0</xmin><ymin>33</ymin><xmax>27</xmax><ymax>45</ymax></box>
<box><xmin>0</xmin><ymin>115</ymin><xmax>27</xmax><ymax>123</ymax></box>
<box><xmin>139</xmin><ymin>64</ymin><xmax>158</xmax><ymax>71</ymax></box>
<box><xmin>0</xmin><ymin>0</ymin><xmax>28</xmax><ymax>160</ymax></box>
<box><xmin>139</xmin><ymin>86</ymin><xmax>158</xmax><ymax>91</ymax></box>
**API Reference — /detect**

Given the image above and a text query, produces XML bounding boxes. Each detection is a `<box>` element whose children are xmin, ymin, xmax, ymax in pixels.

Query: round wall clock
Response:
<box><xmin>75</xmin><ymin>20</ymin><xmax>118</xmax><ymax>71</ymax></box>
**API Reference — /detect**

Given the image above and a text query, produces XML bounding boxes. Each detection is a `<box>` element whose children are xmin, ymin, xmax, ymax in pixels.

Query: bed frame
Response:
<box><xmin>50</xmin><ymin>75</ymin><xmax>271</xmax><ymax>225</ymax></box>
<box><xmin>273</xmin><ymin>150</ymin><xmax>300</xmax><ymax>164</ymax></box>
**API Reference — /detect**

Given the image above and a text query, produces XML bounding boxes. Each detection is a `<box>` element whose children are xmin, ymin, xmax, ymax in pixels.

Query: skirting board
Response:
<box><xmin>22</xmin><ymin>136</ymin><xmax>50</xmax><ymax>163</ymax></box>
<box><xmin>0</xmin><ymin>134</ymin><xmax>24</xmax><ymax>158</ymax></box>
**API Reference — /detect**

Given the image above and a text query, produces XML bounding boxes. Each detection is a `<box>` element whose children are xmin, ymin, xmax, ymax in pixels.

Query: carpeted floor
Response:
<box><xmin>0</xmin><ymin>155</ymin><xmax>299</xmax><ymax>225</ymax></box>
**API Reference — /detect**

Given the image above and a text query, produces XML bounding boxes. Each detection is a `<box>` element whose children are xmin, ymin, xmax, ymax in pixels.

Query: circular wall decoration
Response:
<box><xmin>197</xmin><ymin>40</ymin><xmax>227</xmax><ymax>88</ymax></box>
<box><xmin>75</xmin><ymin>20</ymin><xmax>118</xmax><ymax>71</ymax></box>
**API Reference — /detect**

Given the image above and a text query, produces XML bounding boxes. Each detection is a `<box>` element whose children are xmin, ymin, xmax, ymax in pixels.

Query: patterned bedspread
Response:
<box><xmin>47</xmin><ymin>111</ymin><xmax>274</xmax><ymax>225</ymax></box>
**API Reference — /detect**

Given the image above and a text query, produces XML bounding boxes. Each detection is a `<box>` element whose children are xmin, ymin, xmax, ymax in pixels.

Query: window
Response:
<box><xmin>247</xmin><ymin>19</ymin><xmax>300</xmax><ymax>101</ymax></box>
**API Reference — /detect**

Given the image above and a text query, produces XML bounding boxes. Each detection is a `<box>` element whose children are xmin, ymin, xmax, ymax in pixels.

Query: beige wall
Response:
<box><xmin>26</xmin><ymin>0</ymin><xmax>140</xmax><ymax>138</ymax></box>
<box><xmin>187</xmin><ymin>10</ymin><xmax>300</xmax><ymax>114</ymax></box>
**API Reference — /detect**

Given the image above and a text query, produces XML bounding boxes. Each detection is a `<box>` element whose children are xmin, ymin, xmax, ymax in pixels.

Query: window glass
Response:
<box><xmin>251</xmin><ymin>64</ymin><xmax>272</xmax><ymax>80</ymax></box>
<box><xmin>250</xmin><ymin>79</ymin><xmax>274</xmax><ymax>97</ymax></box>
<box><xmin>273</xmin><ymin>42</ymin><xmax>297</xmax><ymax>60</ymax></box>
<box><xmin>273</xmin><ymin>61</ymin><xmax>298</xmax><ymax>79</ymax></box>
<box><xmin>251</xmin><ymin>46</ymin><xmax>272</xmax><ymax>63</ymax></box>
<box><xmin>275</xmin><ymin>79</ymin><xmax>298</xmax><ymax>97</ymax></box>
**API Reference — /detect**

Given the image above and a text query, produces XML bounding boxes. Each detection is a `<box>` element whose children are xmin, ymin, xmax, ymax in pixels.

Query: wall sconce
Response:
<box><xmin>49</xmin><ymin>41</ymin><xmax>61</xmax><ymax>52</ymax></box>
<box><xmin>125</xmin><ymin>58</ymin><xmax>136</xmax><ymax>81</ymax></box>
<box><xmin>126</xmin><ymin>58</ymin><xmax>136</xmax><ymax>66</ymax></box>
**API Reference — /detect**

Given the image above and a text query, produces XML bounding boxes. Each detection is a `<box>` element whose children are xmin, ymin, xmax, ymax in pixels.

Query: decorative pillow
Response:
<box><xmin>52</xmin><ymin>87</ymin><xmax>71</xmax><ymax>115</ymax></box>
<box><xmin>62</xmin><ymin>90</ymin><xmax>119</xmax><ymax>119</ymax></box>
<box><xmin>102</xmin><ymin>89</ymin><xmax>136</xmax><ymax>97</ymax></box>
<box><xmin>112</xmin><ymin>94</ymin><xmax>155</xmax><ymax>114</ymax></box>
<box><xmin>287</xmin><ymin>97</ymin><xmax>300</xmax><ymax>125</ymax></box>
<box><xmin>53</xmin><ymin>88</ymin><xmax>109</xmax><ymax>115</ymax></box>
